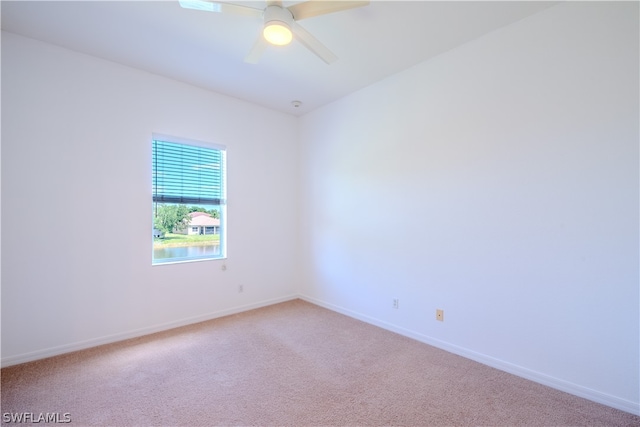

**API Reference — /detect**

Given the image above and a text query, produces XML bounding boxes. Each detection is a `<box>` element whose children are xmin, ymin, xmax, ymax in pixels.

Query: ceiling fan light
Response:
<box><xmin>263</xmin><ymin>22</ymin><xmax>292</xmax><ymax>46</ymax></box>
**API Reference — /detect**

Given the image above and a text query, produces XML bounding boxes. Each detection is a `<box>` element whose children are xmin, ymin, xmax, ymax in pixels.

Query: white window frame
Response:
<box><xmin>151</xmin><ymin>133</ymin><xmax>227</xmax><ymax>265</ymax></box>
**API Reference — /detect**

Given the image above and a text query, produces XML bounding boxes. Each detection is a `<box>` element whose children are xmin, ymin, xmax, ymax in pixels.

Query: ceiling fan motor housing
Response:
<box><xmin>263</xmin><ymin>5</ymin><xmax>294</xmax><ymax>45</ymax></box>
<box><xmin>264</xmin><ymin>5</ymin><xmax>293</xmax><ymax>26</ymax></box>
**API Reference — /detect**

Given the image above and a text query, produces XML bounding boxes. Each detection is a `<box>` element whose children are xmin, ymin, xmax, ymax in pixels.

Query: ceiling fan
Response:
<box><xmin>179</xmin><ymin>0</ymin><xmax>369</xmax><ymax>64</ymax></box>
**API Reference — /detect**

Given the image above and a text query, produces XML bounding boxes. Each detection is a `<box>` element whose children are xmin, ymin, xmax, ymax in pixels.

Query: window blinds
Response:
<box><xmin>152</xmin><ymin>138</ymin><xmax>226</xmax><ymax>206</ymax></box>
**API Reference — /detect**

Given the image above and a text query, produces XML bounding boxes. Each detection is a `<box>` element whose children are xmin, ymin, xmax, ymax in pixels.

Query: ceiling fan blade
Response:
<box><xmin>244</xmin><ymin>36</ymin><xmax>269</xmax><ymax>64</ymax></box>
<box><xmin>291</xmin><ymin>22</ymin><xmax>337</xmax><ymax>64</ymax></box>
<box><xmin>179</xmin><ymin>1</ymin><xmax>263</xmax><ymax>18</ymax></box>
<box><xmin>179</xmin><ymin>0</ymin><xmax>218</xmax><ymax>12</ymax></box>
<box><xmin>287</xmin><ymin>1</ymin><xmax>369</xmax><ymax>21</ymax></box>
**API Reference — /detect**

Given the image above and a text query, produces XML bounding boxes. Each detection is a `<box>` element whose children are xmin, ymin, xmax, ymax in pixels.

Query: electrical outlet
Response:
<box><xmin>393</xmin><ymin>298</ymin><xmax>399</xmax><ymax>309</ymax></box>
<box><xmin>436</xmin><ymin>309</ymin><xmax>444</xmax><ymax>321</ymax></box>
<box><xmin>238</xmin><ymin>285</ymin><xmax>244</xmax><ymax>293</ymax></box>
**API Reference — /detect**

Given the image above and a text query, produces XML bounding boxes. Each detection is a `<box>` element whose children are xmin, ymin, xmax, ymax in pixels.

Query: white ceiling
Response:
<box><xmin>1</xmin><ymin>1</ymin><xmax>557</xmax><ymax>116</ymax></box>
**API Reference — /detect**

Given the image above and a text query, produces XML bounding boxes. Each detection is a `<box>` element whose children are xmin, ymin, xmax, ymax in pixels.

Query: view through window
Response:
<box><xmin>152</xmin><ymin>136</ymin><xmax>226</xmax><ymax>264</ymax></box>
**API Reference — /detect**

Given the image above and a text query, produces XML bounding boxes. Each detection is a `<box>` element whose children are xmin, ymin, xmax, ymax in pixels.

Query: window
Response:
<box><xmin>152</xmin><ymin>135</ymin><xmax>226</xmax><ymax>264</ymax></box>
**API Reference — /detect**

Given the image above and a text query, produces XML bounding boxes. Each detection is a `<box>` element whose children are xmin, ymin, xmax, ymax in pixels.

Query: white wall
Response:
<box><xmin>299</xmin><ymin>2</ymin><xmax>639</xmax><ymax>414</ymax></box>
<box><xmin>1</xmin><ymin>32</ymin><xmax>300</xmax><ymax>365</ymax></box>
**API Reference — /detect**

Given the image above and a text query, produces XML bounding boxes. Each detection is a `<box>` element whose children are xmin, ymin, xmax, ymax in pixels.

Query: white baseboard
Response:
<box><xmin>1</xmin><ymin>294</ymin><xmax>298</xmax><ymax>368</ymax></box>
<box><xmin>3</xmin><ymin>292</ymin><xmax>638</xmax><ymax>416</ymax></box>
<box><xmin>299</xmin><ymin>294</ymin><xmax>640</xmax><ymax>416</ymax></box>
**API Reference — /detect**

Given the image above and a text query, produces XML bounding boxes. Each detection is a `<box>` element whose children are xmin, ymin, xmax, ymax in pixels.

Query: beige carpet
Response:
<box><xmin>2</xmin><ymin>299</ymin><xmax>638</xmax><ymax>426</ymax></box>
